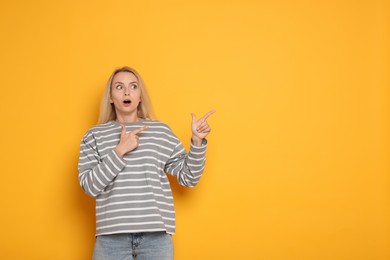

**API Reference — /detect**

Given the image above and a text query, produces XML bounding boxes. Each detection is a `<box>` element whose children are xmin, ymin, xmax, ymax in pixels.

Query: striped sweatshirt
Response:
<box><xmin>77</xmin><ymin>119</ymin><xmax>207</xmax><ymax>236</ymax></box>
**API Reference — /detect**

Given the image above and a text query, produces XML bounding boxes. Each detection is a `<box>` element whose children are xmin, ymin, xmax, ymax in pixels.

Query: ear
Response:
<box><xmin>110</xmin><ymin>96</ymin><xmax>113</xmax><ymax>103</ymax></box>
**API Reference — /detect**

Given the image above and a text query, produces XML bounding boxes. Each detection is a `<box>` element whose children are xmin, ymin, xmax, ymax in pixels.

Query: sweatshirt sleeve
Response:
<box><xmin>164</xmin><ymin>139</ymin><xmax>207</xmax><ymax>188</ymax></box>
<box><xmin>78</xmin><ymin>130</ymin><xmax>126</xmax><ymax>197</ymax></box>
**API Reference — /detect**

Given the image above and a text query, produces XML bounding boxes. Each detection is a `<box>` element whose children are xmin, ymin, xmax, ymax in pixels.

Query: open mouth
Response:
<box><xmin>123</xmin><ymin>99</ymin><xmax>131</xmax><ymax>104</ymax></box>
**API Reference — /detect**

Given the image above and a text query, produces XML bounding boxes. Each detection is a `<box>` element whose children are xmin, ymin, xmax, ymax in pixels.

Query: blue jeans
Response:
<box><xmin>92</xmin><ymin>232</ymin><xmax>174</xmax><ymax>260</ymax></box>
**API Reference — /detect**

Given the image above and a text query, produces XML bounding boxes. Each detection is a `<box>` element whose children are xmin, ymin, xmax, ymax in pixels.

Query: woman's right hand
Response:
<box><xmin>115</xmin><ymin>125</ymin><xmax>149</xmax><ymax>157</ymax></box>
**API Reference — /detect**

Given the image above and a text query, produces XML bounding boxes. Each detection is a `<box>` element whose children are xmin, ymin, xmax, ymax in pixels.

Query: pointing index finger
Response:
<box><xmin>131</xmin><ymin>125</ymin><xmax>149</xmax><ymax>135</ymax></box>
<box><xmin>200</xmin><ymin>109</ymin><xmax>216</xmax><ymax>121</ymax></box>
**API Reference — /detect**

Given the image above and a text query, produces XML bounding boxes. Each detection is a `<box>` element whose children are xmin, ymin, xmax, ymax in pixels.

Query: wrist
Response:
<box><xmin>115</xmin><ymin>145</ymin><xmax>126</xmax><ymax>158</ymax></box>
<box><xmin>191</xmin><ymin>136</ymin><xmax>203</xmax><ymax>147</ymax></box>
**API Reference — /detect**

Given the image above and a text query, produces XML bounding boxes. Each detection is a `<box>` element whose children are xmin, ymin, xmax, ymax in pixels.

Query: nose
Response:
<box><xmin>124</xmin><ymin>86</ymin><xmax>130</xmax><ymax>96</ymax></box>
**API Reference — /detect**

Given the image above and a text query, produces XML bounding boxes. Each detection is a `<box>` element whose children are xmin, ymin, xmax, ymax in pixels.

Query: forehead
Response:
<box><xmin>112</xmin><ymin>71</ymin><xmax>138</xmax><ymax>83</ymax></box>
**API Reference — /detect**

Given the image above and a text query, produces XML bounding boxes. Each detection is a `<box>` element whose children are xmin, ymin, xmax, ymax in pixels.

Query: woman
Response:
<box><xmin>78</xmin><ymin>66</ymin><xmax>215</xmax><ymax>260</ymax></box>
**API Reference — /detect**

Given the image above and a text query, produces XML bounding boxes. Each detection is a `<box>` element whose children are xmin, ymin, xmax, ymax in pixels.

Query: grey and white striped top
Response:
<box><xmin>78</xmin><ymin>119</ymin><xmax>207</xmax><ymax>236</ymax></box>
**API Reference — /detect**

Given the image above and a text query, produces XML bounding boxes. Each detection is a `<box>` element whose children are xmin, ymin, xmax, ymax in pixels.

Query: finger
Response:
<box><xmin>131</xmin><ymin>125</ymin><xmax>149</xmax><ymax>135</ymax></box>
<box><xmin>196</xmin><ymin>122</ymin><xmax>209</xmax><ymax>132</ymax></box>
<box><xmin>121</xmin><ymin>124</ymin><xmax>127</xmax><ymax>135</ymax></box>
<box><xmin>191</xmin><ymin>113</ymin><xmax>197</xmax><ymax>125</ymax></box>
<box><xmin>198</xmin><ymin>124</ymin><xmax>210</xmax><ymax>133</ymax></box>
<box><xmin>196</xmin><ymin>121</ymin><xmax>208</xmax><ymax>130</ymax></box>
<box><xmin>200</xmin><ymin>109</ymin><xmax>216</xmax><ymax>121</ymax></box>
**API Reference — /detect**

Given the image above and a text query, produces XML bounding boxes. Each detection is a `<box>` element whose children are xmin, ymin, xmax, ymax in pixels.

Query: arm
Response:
<box><xmin>78</xmin><ymin>131</ymin><xmax>126</xmax><ymax>197</ymax></box>
<box><xmin>78</xmin><ymin>125</ymin><xmax>147</xmax><ymax>197</ymax></box>
<box><xmin>164</xmin><ymin>109</ymin><xmax>215</xmax><ymax>187</ymax></box>
<box><xmin>164</xmin><ymin>139</ymin><xmax>207</xmax><ymax>188</ymax></box>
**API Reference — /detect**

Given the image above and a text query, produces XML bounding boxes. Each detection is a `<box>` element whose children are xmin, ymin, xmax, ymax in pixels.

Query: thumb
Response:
<box><xmin>121</xmin><ymin>124</ymin><xmax>127</xmax><ymax>136</ymax></box>
<box><xmin>191</xmin><ymin>113</ymin><xmax>197</xmax><ymax>124</ymax></box>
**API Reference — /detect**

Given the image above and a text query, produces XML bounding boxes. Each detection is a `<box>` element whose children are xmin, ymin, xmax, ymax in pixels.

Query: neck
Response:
<box><xmin>115</xmin><ymin>113</ymin><xmax>140</xmax><ymax>123</ymax></box>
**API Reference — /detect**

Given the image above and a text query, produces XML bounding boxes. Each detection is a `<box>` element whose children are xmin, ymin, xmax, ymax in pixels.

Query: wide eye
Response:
<box><xmin>131</xmin><ymin>84</ymin><xmax>138</xmax><ymax>90</ymax></box>
<box><xmin>115</xmin><ymin>85</ymin><xmax>123</xmax><ymax>90</ymax></box>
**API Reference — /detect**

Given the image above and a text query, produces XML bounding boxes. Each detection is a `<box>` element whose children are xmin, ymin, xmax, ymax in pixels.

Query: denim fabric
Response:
<box><xmin>92</xmin><ymin>231</ymin><xmax>174</xmax><ymax>260</ymax></box>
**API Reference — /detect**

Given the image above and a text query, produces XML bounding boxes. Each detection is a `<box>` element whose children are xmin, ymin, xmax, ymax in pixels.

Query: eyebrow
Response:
<box><xmin>114</xmin><ymin>81</ymin><xmax>138</xmax><ymax>84</ymax></box>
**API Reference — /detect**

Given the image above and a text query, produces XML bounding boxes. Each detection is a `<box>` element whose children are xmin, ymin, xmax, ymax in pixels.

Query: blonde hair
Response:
<box><xmin>98</xmin><ymin>66</ymin><xmax>155</xmax><ymax>124</ymax></box>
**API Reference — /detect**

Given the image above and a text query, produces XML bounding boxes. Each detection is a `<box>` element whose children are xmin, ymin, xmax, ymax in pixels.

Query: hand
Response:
<box><xmin>191</xmin><ymin>109</ymin><xmax>216</xmax><ymax>146</ymax></box>
<box><xmin>115</xmin><ymin>125</ymin><xmax>149</xmax><ymax>157</ymax></box>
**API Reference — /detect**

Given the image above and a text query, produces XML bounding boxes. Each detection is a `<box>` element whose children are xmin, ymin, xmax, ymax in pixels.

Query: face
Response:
<box><xmin>110</xmin><ymin>71</ymin><xmax>142</xmax><ymax>117</ymax></box>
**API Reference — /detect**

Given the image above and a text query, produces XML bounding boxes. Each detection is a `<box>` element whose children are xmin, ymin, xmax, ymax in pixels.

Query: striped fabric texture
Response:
<box><xmin>78</xmin><ymin>120</ymin><xmax>207</xmax><ymax>236</ymax></box>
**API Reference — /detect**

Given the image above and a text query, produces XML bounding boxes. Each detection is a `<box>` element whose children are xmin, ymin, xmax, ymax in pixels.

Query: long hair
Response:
<box><xmin>98</xmin><ymin>66</ymin><xmax>154</xmax><ymax>124</ymax></box>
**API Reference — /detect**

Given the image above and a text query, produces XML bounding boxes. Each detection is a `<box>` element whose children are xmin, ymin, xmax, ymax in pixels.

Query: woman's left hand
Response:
<box><xmin>191</xmin><ymin>109</ymin><xmax>216</xmax><ymax>146</ymax></box>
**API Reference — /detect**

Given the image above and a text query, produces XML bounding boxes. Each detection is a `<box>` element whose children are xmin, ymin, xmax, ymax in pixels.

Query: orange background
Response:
<box><xmin>0</xmin><ymin>0</ymin><xmax>389</xmax><ymax>259</ymax></box>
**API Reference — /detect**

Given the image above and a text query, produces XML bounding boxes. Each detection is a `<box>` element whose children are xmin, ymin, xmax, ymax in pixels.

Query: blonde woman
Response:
<box><xmin>78</xmin><ymin>66</ymin><xmax>215</xmax><ymax>260</ymax></box>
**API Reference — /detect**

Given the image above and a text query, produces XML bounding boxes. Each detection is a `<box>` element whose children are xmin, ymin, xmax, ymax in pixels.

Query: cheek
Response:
<box><xmin>111</xmin><ymin>92</ymin><xmax>121</xmax><ymax>101</ymax></box>
<box><xmin>132</xmin><ymin>91</ymin><xmax>141</xmax><ymax>100</ymax></box>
